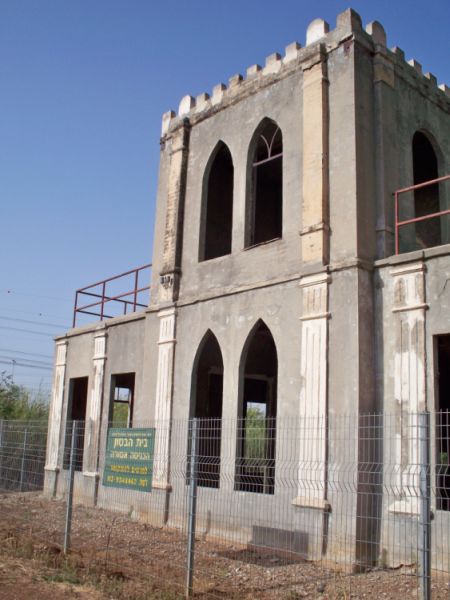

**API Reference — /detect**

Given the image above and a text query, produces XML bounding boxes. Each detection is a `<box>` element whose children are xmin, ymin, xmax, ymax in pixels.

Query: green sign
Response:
<box><xmin>103</xmin><ymin>428</ymin><xmax>155</xmax><ymax>492</ymax></box>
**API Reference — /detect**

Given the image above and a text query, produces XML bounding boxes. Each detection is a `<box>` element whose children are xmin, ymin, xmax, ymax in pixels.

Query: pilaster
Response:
<box><xmin>370</xmin><ymin>28</ymin><xmax>397</xmax><ymax>259</ymax></box>
<box><xmin>159</xmin><ymin>121</ymin><xmax>190</xmax><ymax>304</ymax></box>
<box><xmin>83</xmin><ymin>330</ymin><xmax>107</xmax><ymax>476</ymax></box>
<box><xmin>45</xmin><ymin>340</ymin><xmax>68</xmax><ymax>471</ymax></box>
<box><xmin>293</xmin><ymin>272</ymin><xmax>331</xmax><ymax>509</ymax></box>
<box><xmin>153</xmin><ymin>307</ymin><xmax>177</xmax><ymax>489</ymax></box>
<box><xmin>301</xmin><ymin>52</ymin><xmax>330</xmax><ymax>266</ymax></box>
<box><xmin>389</xmin><ymin>262</ymin><xmax>427</xmax><ymax>514</ymax></box>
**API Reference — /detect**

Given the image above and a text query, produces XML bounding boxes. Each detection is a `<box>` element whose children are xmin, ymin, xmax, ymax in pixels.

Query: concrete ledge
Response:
<box><xmin>292</xmin><ymin>496</ymin><xmax>331</xmax><ymax>511</ymax></box>
<box><xmin>375</xmin><ymin>243</ymin><xmax>450</xmax><ymax>269</ymax></box>
<box><xmin>56</xmin><ymin>309</ymin><xmax>147</xmax><ymax>341</ymax></box>
<box><xmin>44</xmin><ymin>465</ymin><xmax>60</xmax><ymax>473</ymax></box>
<box><xmin>82</xmin><ymin>471</ymin><xmax>100</xmax><ymax>479</ymax></box>
<box><xmin>392</xmin><ymin>303</ymin><xmax>428</xmax><ymax>313</ymax></box>
<box><xmin>299</xmin><ymin>312</ymin><xmax>330</xmax><ymax>321</ymax></box>
<box><xmin>152</xmin><ymin>481</ymin><xmax>173</xmax><ymax>492</ymax></box>
<box><xmin>388</xmin><ymin>499</ymin><xmax>419</xmax><ymax>516</ymax></box>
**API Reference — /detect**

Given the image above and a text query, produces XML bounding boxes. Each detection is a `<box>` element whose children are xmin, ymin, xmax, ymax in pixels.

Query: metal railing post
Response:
<box><xmin>186</xmin><ymin>418</ymin><xmax>199</xmax><ymax>598</ymax></box>
<box><xmin>19</xmin><ymin>428</ymin><xmax>28</xmax><ymax>492</ymax></box>
<box><xmin>100</xmin><ymin>282</ymin><xmax>106</xmax><ymax>321</ymax></box>
<box><xmin>64</xmin><ymin>421</ymin><xmax>78</xmax><ymax>554</ymax></box>
<box><xmin>394</xmin><ymin>191</ymin><xmax>399</xmax><ymax>255</ymax></box>
<box><xmin>133</xmin><ymin>268</ymin><xmax>139</xmax><ymax>312</ymax></box>
<box><xmin>418</xmin><ymin>411</ymin><xmax>431</xmax><ymax>600</ymax></box>
<box><xmin>73</xmin><ymin>291</ymin><xmax>78</xmax><ymax>328</ymax></box>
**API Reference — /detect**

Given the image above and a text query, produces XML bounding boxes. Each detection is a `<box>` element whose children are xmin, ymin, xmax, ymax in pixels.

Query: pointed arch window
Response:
<box><xmin>200</xmin><ymin>143</ymin><xmax>234</xmax><ymax>261</ymax></box>
<box><xmin>246</xmin><ymin>120</ymin><xmax>283</xmax><ymax>247</ymax></box>
<box><xmin>189</xmin><ymin>331</ymin><xmax>224</xmax><ymax>488</ymax></box>
<box><xmin>235</xmin><ymin>320</ymin><xmax>277</xmax><ymax>494</ymax></box>
<box><xmin>412</xmin><ymin>131</ymin><xmax>440</xmax><ymax>248</ymax></box>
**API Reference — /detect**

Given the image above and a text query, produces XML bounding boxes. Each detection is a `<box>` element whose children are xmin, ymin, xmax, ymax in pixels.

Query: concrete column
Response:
<box><xmin>153</xmin><ymin>307</ymin><xmax>177</xmax><ymax>489</ymax></box>
<box><xmin>301</xmin><ymin>52</ymin><xmax>329</xmax><ymax>266</ymax></box>
<box><xmin>45</xmin><ymin>340</ymin><xmax>68</xmax><ymax>471</ymax></box>
<box><xmin>159</xmin><ymin>122</ymin><xmax>190</xmax><ymax>304</ymax></box>
<box><xmin>370</xmin><ymin>29</ymin><xmax>397</xmax><ymax>258</ymax></box>
<box><xmin>389</xmin><ymin>262</ymin><xmax>427</xmax><ymax>514</ymax></box>
<box><xmin>293</xmin><ymin>272</ymin><xmax>330</xmax><ymax>510</ymax></box>
<box><xmin>83</xmin><ymin>330</ymin><xmax>107</xmax><ymax>476</ymax></box>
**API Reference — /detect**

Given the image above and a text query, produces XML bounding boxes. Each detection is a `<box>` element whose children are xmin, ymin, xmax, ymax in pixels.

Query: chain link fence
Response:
<box><xmin>0</xmin><ymin>420</ymin><xmax>47</xmax><ymax>492</ymax></box>
<box><xmin>0</xmin><ymin>413</ymin><xmax>449</xmax><ymax>599</ymax></box>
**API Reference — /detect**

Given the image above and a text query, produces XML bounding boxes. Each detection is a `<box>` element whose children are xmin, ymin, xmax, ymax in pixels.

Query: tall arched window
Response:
<box><xmin>413</xmin><ymin>131</ymin><xmax>440</xmax><ymax>248</ymax></box>
<box><xmin>200</xmin><ymin>142</ymin><xmax>234</xmax><ymax>261</ymax></box>
<box><xmin>190</xmin><ymin>331</ymin><xmax>224</xmax><ymax>488</ymax></box>
<box><xmin>235</xmin><ymin>320</ymin><xmax>277</xmax><ymax>494</ymax></box>
<box><xmin>246</xmin><ymin>120</ymin><xmax>283</xmax><ymax>247</ymax></box>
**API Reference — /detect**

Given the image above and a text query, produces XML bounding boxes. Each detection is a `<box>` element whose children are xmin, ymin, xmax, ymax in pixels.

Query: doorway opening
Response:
<box><xmin>191</xmin><ymin>332</ymin><xmax>224</xmax><ymax>488</ymax></box>
<box><xmin>436</xmin><ymin>334</ymin><xmax>450</xmax><ymax>510</ymax></box>
<box><xmin>64</xmin><ymin>377</ymin><xmax>88</xmax><ymax>471</ymax></box>
<box><xmin>236</xmin><ymin>321</ymin><xmax>277</xmax><ymax>494</ymax></box>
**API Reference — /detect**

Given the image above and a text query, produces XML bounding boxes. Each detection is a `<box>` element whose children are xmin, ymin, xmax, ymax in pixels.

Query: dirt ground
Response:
<box><xmin>0</xmin><ymin>492</ymin><xmax>448</xmax><ymax>599</ymax></box>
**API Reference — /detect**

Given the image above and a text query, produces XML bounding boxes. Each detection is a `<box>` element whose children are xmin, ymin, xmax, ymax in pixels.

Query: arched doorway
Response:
<box><xmin>190</xmin><ymin>331</ymin><xmax>224</xmax><ymax>488</ymax></box>
<box><xmin>235</xmin><ymin>320</ymin><xmax>277</xmax><ymax>494</ymax></box>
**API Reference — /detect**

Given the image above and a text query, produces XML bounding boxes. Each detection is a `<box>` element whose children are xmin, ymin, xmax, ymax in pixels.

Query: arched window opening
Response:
<box><xmin>190</xmin><ymin>332</ymin><xmax>224</xmax><ymax>488</ymax></box>
<box><xmin>413</xmin><ymin>131</ymin><xmax>440</xmax><ymax>248</ymax></box>
<box><xmin>247</xmin><ymin>121</ymin><xmax>283</xmax><ymax>246</ymax></box>
<box><xmin>236</xmin><ymin>321</ymin><xmax>277</xmax><ymax>494</ymax></box>
<box><xmin>200</xmin><ymin>143</ymin><xmax>234</xmax><ymax>261</ymax></box>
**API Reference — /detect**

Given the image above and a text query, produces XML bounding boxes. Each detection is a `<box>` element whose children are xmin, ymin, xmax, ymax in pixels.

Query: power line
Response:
<box><xmin>0</xmin><ymin>359</ymin><xmax>52</xmax><ymax>371</ymax></box>
<box><xmin>0</xmin><ymin>348</ymin><xmax>53</xmax><ymax>360</ymax></box>
<box><xmin>0</xmin><ymin>325</ymin><xmax>57</xmax><ymax>337</ymax></box>
<box><xmin>14</xmin><ymin>378</ymin><xmax>52</xmax><ymax>381</ymax></box>
<box><xmin>0</xmin><ymin>316</ymin><xmax>69</xmax><ymax>329</ymax></box>
<box><xmin>0</xmin><ymin>355</ymin><xmax>52</xmax><ymax>368</ymax></box>
<box><xmin>0</xmin><ymin>306</ymin><xmax>69</xmax><ymax>319</ymax></box>
<box><xmin>1</xmin><ymin>289</ymin><xmax>71</xmax><ymax>302</ymax></box>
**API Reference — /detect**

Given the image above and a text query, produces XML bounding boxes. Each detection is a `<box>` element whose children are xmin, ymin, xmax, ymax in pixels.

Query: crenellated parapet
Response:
<box><xmin>160</xmin><ymin>8</ymin><xmax>450</xmax><ymax>138</ymax></box>
<box><xmin>388</xmin><ymin>46</ymin><xmax>450</xmax><ymax>103</ymax></box>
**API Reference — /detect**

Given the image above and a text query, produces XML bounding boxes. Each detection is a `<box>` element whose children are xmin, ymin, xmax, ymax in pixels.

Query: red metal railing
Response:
<box><xmin>394</xmin><ymin>175</ymin><xmax>450</xmax><ymax>254</ymax></box>
<box><xmin>73</xmin><ymin>264</ymin><xmax>152</xmax><ymax>328</ymax></box>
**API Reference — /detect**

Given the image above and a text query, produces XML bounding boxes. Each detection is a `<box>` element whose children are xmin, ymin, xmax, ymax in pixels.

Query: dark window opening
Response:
<box><xmin>109</xmin><ymin>373</ymin><xmax>135</xmax><ymax>428</ymax></box>
<box><xmin>413</xmin><ymin>131</ymin><xmax>440</xmax><ymax>249</ymax></box>
<box><xmin>201</xmin><ymin>143</ymin><xmax>234</xmax><ymax>261</ymax></box>
<box><xmin>436</xmin><ymin>335</ymin><xmax>450</xmax><ymax>511</ymax></box>
<box><xmin>236</xmin><ymin>321</ymin><xmax>277</xmax><ymax>494</ymax></box>
<box><xmin>64</xmin><ymin>377</ymin><xmax>88</xmax><ymax>471</ymax></box>
<box><xmin>190</xmin><ymin>332</ymin><xmax>224</xmax><ymax>488</ymax></box>
<box><xmin>247</xmin><ymin>121</ymin><xmax>283</xmax><ymax>247</ymax></box>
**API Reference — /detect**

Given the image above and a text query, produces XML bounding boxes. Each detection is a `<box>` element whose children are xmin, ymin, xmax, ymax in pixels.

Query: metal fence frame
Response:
<box><xmin>1</xmin><ymin>412</ymin><xmax>450</xmax><ymax>599</ymax></box>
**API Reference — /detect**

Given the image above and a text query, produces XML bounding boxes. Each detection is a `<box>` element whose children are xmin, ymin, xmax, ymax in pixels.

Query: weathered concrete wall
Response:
<box><xmin>180</xmin><ymin>73</ymin><xmax>303</xmax><ymax>300</ymax></box>
<box><xmin>46</xmin><ymin>313</ymin><xmax>156</xmax><ymax>501</ymax></box>
<box><xmin>376</xmin><ymin>247</ymin><xmax>450</xmax><ymax>568</ymax></box>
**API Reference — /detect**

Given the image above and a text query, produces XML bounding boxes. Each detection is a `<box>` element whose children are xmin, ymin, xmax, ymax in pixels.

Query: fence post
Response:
<box><xmin>64</xmin><ymin>421</ymin><xmax>78</xmax><ymax>554</ymax></box>
<box><xmin>19</xmin><ymin>428</ymin><xmax>28</xmax><ymax>492</ymax></box>
<box><xmin>186</xmin><ymin>418</ymin><xmax>199</xmax><ymax>599</ymax></box>
<box><xmin>418</xmin><ymin>411</ymin><xmax>431</xmax><ymax>600</ymax></box>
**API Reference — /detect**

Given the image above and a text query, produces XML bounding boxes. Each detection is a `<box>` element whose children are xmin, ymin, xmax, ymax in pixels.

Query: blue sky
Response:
<box><xmin>1</xmin><ymin>0</ymin><xmax>449</xmax><ymax>394</ymax></box>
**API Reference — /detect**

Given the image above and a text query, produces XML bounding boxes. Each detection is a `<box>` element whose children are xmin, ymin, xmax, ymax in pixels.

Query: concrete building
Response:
<box><xmin>44</xmin><ymin>9</ymin><xmax>450</xmax><ymax>569</ymax></box>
